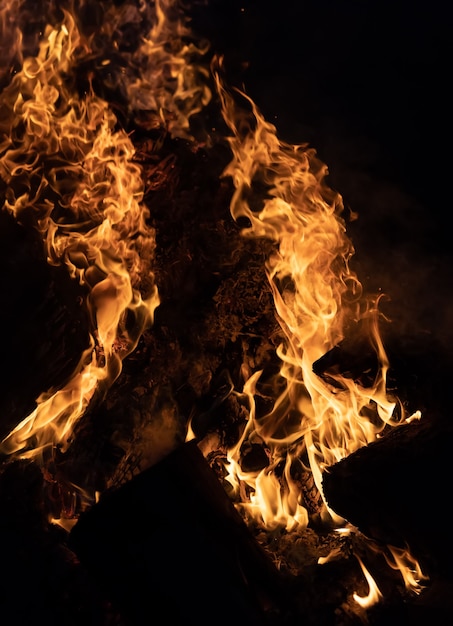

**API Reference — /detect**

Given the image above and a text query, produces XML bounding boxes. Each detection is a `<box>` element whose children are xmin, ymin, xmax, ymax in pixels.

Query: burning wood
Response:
<box><xmin>0</xmin><ymin>1</ymin><xmax>450</xmax><ymax>624</ymax></box>
<box><xmin>68</xmin><ymin>440</ymin><xmax>291</xmax><ymax>625</ymax></box>
<box><xmin>322</xmin><ymin>415</ymin><xmax>453</xmax><ymax>580</ymax></box>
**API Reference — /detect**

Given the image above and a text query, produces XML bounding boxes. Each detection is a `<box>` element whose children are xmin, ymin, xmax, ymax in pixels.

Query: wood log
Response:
<box><xmin>321</xmin><ymin>416</ymin><xmax>453</xmax><ymax>578</ymax></box>
<box><xmin>69</xmin><ymin>440</ymin><xmax>291</xmax><ymax>626</ymax></box>
<box><xmin>313</xmin><ymin>317</ymin><xmax>453</xmax><ymax>423</ymax></box>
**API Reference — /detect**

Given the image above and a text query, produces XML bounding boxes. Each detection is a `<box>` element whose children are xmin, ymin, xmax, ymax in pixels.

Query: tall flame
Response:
<box><xmin>0</xmin><ymin>8</ymin><xmax>159</xmax><ymax>458</ymax></box>
<box><xmin>213</xmin><ymin>61</ymin><xmax>405</xmax><ymax>532</ymax></box>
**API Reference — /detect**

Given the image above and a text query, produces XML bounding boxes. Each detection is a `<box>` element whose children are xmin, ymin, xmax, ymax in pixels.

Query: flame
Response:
<box><xmin>210</xmin><ymin>55</ymin><xmax>429</xmax><ymax>597</ymax></box>
<box><xmin>0</xmin><ymin>8</ymin><xmax>159</xmax><ymax>459</ymax></box>
<box><xmin>213</xmin><ymin>59</ymin><xmax>405</xmax><ymax>532</ymax></box>
<box><xmin>353</xmin><ymin>556</ymin><xmax>383</xmax><ymax>609</ymax></box>
<box><xmin>385</xmin><ymin>544</ymin><xmax>429</xmax><ymax>594</ymax></box>
<box><xmin>0</xmin><ymin>0</ymin><xmax>427</xmax><ymax>614</ymax></box>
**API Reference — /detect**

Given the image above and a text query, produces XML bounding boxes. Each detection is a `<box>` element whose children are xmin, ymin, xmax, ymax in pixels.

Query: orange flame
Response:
<box><xmin>385</xmin><ymin>544</ymin><xmax>429</xmax><ymax>594</ymax></box>
<box><xmin>0</xmin><ymin>1</ymin><xmax>427</xmax><ymax>610</ymax></box>
<box><xmin>213</xmin><ymin>59</ymin><xmax>407</xmax><ymax>531</ymax></box>
<box><xmin>0</xmin><ymin>9</ymin><xmax>159</xmax><ymax>459</ymax></box>
<box><xmin>353</xmin><ymin>555</ymin><xmax>383</xmax><ymax>609</ymax></box>
<box><xmin>210</xmin><ymin>56</ymin><xmax>428</xmax><ymax>599</ymax></box>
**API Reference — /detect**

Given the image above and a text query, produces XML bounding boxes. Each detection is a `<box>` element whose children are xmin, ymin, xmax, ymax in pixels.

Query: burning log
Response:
<box><xmin>312</xmin><ymin>314</ymin><xmax>453</xmax><ymax>420</ymax></box>
<box><xmin>68</xmin><ymin>440</ymin><xmax>291</xmax><ymax>626</ymax></box>
<box><xmin>321</xmin><ymin>416</ymin><xmax>453</xmax><ymax>579</ymax></box>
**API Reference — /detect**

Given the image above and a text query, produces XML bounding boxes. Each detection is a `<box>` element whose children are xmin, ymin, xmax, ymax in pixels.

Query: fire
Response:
<box><xmin>210</xmin><ymin>59</ymin><xmax>427</xmax><ymax>599</ymax></box>
<box><xmin>353</xmin><ymin>556</ymin><xmax>383</xmax><ymax>609</ymax></box>
<box><xmin>386</xmin><ymin>544</ymin><xmax>429</xmax><ymax>594</ymax></box>
<box><xmin>0</xmin><ymin>0</ymin><xmax>428</xmax><ymax>616</ymax></box>
<box><xmin>214</xmin><ymin>62</ymin><xmax>405</xmax><ymax>529</ymax></box>
<box><xmin>0</xmin><ymin>7</ymin><xmax>159</xmax><ymax>458</ymax></box>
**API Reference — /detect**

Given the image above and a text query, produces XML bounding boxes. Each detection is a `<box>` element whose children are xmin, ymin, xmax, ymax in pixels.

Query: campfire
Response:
<box><xmin>1</xmin><ymin>1</ymin><xmax>451</xmax><ymax>624</ymax></box>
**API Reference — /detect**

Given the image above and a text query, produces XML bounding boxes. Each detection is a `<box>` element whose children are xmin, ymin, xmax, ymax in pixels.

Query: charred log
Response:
<box><xmin>313</xmin><ymin>316</ymin><xmax>453</xmax><ymax>422</ymax></box>
<box><xmin>312</xmin><ymin>318</ymin><xmax>381</xmax><ymax>391</ymax></box>
<box><xmin>68</xmin><ymin>440</ymin><xmax>292</xmax><ymax>626</ymax></box>
<box><xmin>321</xmin><ymin>416</ymin><xmax>453</xmax><ymax>580</ymax></box>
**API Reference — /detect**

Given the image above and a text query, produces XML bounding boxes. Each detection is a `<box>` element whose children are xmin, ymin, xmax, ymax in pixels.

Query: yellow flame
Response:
<box><xmin>209</xmin><ymin>55</ymin><xmax>429</xmax><ymax>602</ymax></box>
<box><xmin>213</xmin><ymin>57</ymin><xmax>405</xmax><ymax>532</ymax></box>
<box><xmin>353</xmin><ymin>556</ymin><xmax>383</xmax><ymax>609</ymax></box>
<box><xmin>385</xmin><ymin>544</ymin><xmax>429</xmax><ymax>594</ymax></box>
<box><xmin>0</xmin><ymin>3</ymin><xmax>427</xmax><ymax>610</ymax></box>
<box><xmin>0</xmin><ymin>9</ymin><xmax>159</xmax><ymax>459</ymax></box>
